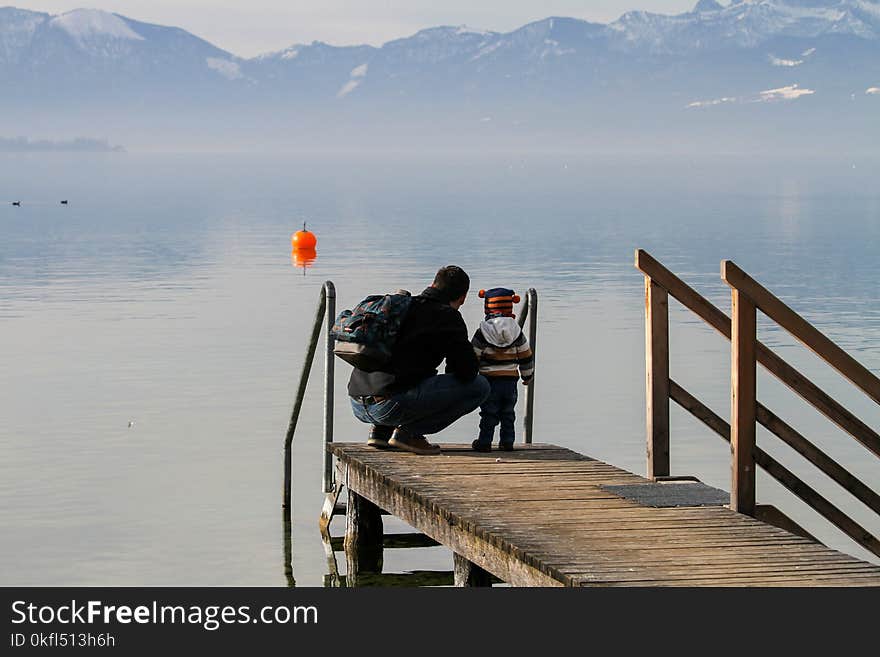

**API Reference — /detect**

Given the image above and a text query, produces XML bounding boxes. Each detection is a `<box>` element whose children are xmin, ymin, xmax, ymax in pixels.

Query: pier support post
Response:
<box><xmin>453</xmin><ymin>553</ymin><xmax>493</xmax><ymax>587</ymax></box>
<box><xmin>645</xmin><ymin>278</ymin><xmax>670</xmax><ymax>479</ymax></box>
<box><xmin>344</xmin><ymin>489</ymin><xmax>384</xmax><ymax>585</ymax></box>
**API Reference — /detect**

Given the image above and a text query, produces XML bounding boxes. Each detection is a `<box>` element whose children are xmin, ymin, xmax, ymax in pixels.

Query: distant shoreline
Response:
<box><xmin>0</xmin><ymin>137</ymin><xmax>125</xmax><ymax>153</ymax></box>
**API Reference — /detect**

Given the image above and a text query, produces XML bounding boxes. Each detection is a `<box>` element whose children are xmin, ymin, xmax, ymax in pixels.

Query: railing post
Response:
<box><xmin>323</xmin><ymin>281</ymin><xmax>336</xmax><ymax>494</ymax></box>
<box><xmin>645</xmin><ymin>277</ymin><xmax>670</xmax><ymax>479</ymax></box>
<box><xmin>523</xmin><ymin>288</ymin><xmax>537</xmax><ymax>444</ymax></box>
<box><xmin>283</xmin><ymin>286</ymin><xmax>327</xmax><ymax>510</ymax></box>
<box><xmin>730</xmin><ymin>287</ymin><xmax>757</xmax><ymax>516</ymax></box>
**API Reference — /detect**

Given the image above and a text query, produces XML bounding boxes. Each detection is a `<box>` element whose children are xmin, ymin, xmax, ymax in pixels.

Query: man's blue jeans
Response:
<box><xmin>351</xmin><ymin>374</ymin><xmax>490</xmax><ymax>436</ymax></box>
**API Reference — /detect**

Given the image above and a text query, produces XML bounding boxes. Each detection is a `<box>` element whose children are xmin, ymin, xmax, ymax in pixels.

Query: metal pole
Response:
<box><xmin>523</xmin><ymin>288</ymin><xmax>537</xmax><ymax>444</ymax></box>
<box><xmin>322</xmin><ymin>281</ymin><xmax>336</xmax><ymax>494</ymax></box>
<box><xmin>283</xmin><ymin>286</ymin><xmax>327</xmax><ymax>510</ymax></box>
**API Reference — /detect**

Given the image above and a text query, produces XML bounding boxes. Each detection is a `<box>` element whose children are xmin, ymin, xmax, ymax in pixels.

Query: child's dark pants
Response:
<box><xmin>476</xmin><ymin>377</ymin><xmax>518</xmax><ymax>447</ymax></box>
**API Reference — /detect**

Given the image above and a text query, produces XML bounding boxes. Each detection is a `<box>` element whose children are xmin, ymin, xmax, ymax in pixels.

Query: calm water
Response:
<box><xmin>2</xmin><ymin>152</ymin><xmax>879</xmax><ymax>586</ymax></box>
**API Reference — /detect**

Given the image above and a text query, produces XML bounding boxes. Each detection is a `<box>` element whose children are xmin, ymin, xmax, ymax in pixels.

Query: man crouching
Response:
<box><xmin>348</xmin><ymin>265</ymin><xmax>490</xmax><ymax>455</ymax></box>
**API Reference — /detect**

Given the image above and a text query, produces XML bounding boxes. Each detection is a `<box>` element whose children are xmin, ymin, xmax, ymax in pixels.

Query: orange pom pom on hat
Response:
<box><xmin>478</xmin><ymin>287</ymin><xmax>520</xmax><ymax>318</ymax></box>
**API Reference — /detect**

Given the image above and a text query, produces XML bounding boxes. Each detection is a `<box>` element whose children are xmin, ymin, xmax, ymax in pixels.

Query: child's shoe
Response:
<box><xmin>471</xmin><ymin>439</ymin><xmax>492</xmax><ymax>453</ymax></box>
<box><xmin>498</xmin><ymin>443</ymin><xmax>515</xmax><ymax>451</ymax></box>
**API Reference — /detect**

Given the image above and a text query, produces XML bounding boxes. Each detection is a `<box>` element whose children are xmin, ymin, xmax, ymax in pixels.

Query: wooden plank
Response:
<box><xmin>488</xmin><ymin>518</ymin><xmax>808</xmax><ymax>535</ymax></box>
<box><xmin>574</xmin><ymin>568</ymin><xmax>880</xmax><ymax>587</ymax></box>
<box><xmin>537</xmin><ymin>543</ymin><xmax>871</xmax><ymax>566</ymax></box>
<box><xmin>532</xmin><ymin>548</ymin><xmax>855</xmax><ymax>566</ymax></box>
<box><xmin>591</xmin><ymin>575</ymin><xmax>880</xmax><ymax>587</ymax></box>
<box><xmin>557</xmin><ymin>561</ymin><xmax>880</xmax><ymax>582</ymax></box>
<box><xmin>722</xmin><ymin>260</ymin><xmax>880</xmax><ymax>407</ymax></box>
<box><xmin>645</xmin><ymin>277</ymin><xmax>670</xmax><ymax>478</ymax></box>
<box><xmin>731</xmin><ymin>287</ymin><xmax>757</xmax><ymax>516</ymax></box>
<box><xmin>634</xmin><ymin>249</ymin><xmax>880</xmax><ymax>460</ymax></box>
<box><xmin>484</xmin><ymin>531</ymin><xmax>813</xmax><ymax>549</ymax></box>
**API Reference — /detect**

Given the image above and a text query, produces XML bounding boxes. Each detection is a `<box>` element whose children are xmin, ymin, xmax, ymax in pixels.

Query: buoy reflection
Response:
<box><xmin>291</xmin><ymin>248</ymin><xmax>317</xmax><ymax>275</ymax></box>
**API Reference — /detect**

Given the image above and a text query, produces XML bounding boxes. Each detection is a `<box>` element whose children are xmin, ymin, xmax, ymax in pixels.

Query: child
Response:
<box><xmin>470</xmin><ymin>287</ymin><xmax>534</xmax><ymax>452</ymax></box>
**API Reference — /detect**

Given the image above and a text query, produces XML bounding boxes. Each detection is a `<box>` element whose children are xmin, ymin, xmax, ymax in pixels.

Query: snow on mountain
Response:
<box><xmin>607</xmin><ymin>0</ymin><xmax>880</xmax><ymax>53</ymax></box>
<box><xmin>379</xmin><ymin>25</ymin><xmax>500</xmax><ymax>65</ymax></box>
<box><xmin>770</xmin><ymin>54</ymin><xmax>805</xmax><ymax>65</ymax></box>
<box><xmin>0</xmin><ymin>7</ymin><xmax>47</xmax><ymax>63</ymax></box>
<box><xmin>336</xmin><ymin>62</ymin><xmax>368</xmax><ymax>97</ymax></box>
<box><xmin>0</xmin><ymin>7</ymin><xmax>234</xmax><ymax>64</ymax></box>
<box><xmin>455</xmin><ymin>25</ymin><xmax>492</xmax><ymax>36</ymax></box>
<box><xmin>206</xmin><ymin>57</ymin><xmax>242</xmax><ymax>80</ymax></box>
<box><xmin>49</xmin><ymin>9</ymin><xmax>144</xmax><ymax>46</ymax></box>
<box><xmin>759</xmin><ymin>83</ymin><xmax>816</xmax><ymax>100</ymax></box>
<box><xmin>688</xmin><ymin>83</ymin><xmax>816</xmax><ymax>108</ymax></box>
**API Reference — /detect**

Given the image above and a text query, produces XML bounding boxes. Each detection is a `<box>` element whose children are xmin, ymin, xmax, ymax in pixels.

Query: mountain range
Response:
<box><xmin>2</xmin><ymin>1</ymin><xmax>878</xmax><ymax>151</ymax></box>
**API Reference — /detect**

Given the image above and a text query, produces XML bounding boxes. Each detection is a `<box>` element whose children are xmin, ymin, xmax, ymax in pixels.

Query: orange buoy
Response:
<box><xmin>292</xmin><ymin>221</ymin><xmax>317</xmax><ymax>250</ymax></box>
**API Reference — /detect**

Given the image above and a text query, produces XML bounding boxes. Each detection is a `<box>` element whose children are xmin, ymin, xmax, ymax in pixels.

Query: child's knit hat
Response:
<box><xmin>478</xmin><ymin>287</ymin><xmax>520</xmax><ymax>317</ymax></box>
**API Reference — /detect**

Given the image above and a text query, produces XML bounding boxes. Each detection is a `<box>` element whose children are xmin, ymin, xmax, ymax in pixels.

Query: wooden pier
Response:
<box><xmin>301</xmin><ymin>250</ymin><xmax>880</xmax><ymax>587</ymax></box>
<box><xmin>329</xmin><ymin>443</ymin><xmax>880</xmax><ymax>587</ymax></box>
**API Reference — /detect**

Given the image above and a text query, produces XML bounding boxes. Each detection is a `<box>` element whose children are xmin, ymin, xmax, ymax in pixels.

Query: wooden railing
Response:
<box><xmin>635</xmin><ymin>249</ymin><xmax>880</xmax><ymax>558</ymax></box>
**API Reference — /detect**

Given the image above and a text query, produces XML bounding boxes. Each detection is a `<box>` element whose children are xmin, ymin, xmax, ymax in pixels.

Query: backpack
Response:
<box><xmin>330</xmin><ymin>290</ymin><xmax>412</xmax><ymax>371</ymax></box>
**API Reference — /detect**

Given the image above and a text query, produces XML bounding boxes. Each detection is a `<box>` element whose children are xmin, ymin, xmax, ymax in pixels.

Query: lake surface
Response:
<box><xmin>2</xmin><ymin>152</ymin><xmax>879</xmax><ymax>586</ymax></box>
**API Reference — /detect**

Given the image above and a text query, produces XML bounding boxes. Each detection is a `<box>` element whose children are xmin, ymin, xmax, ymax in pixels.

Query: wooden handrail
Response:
<box><xmin>756</xmin><ymin>404</ymin><xmax>880</xmax><ymax>517</ymax></box>
<box><xmin>669</xmin><ymin>380</ymin><xmax>880</xmax><ymax>558</ymax></box>
<box><xmin>635</xmin><ymin>249</ymin><xmax>880</xmax><ymax>459</ymax></box>
<box><xmin>635</xmin><ymin>249</ymin><xmax>731</xmax><ymax>335</ymax></box>
<box><xmin>722</xmin><ymin>260</ymin><xmax>880</xmax><ymax>407</ymax></box>
<box><xmin>756</xmin><ymin>345</ymin><xmax>880</xmax><ymax>459</ymax></box>
<box><xmin>638</xmin><ymin>249</ymin><xmax>880</xmax><ymax>558</ymax></box>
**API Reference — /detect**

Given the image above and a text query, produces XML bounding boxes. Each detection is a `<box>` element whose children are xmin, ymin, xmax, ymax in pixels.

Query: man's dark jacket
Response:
<box><xmin>347</xmin><ymin>287</ymin><xmax>479</xmax><ymax>397</ymax></box>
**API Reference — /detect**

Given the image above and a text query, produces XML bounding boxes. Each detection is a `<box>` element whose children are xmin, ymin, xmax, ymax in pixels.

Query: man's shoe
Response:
<box><xmin>388</xmin><ymin>428</ymin><xmax>441</xmax><ymax>455</ymax></box>
<box><xmin>498</xmin><ymin>443</ymin><xmax>515</xmax><ymax>452</ymax></box>
<box><xmin>471</xmin><ymin>439</ymin><xmax>492</xmax><ymax>453</ymax></box>
<box><xmin>367</xmin><ymin>425</ymin><xmax>393</xmax><ymax>449</ymax></box>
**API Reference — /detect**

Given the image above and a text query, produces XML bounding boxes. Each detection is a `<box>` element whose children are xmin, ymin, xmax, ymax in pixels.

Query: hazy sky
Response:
<box><xmin>15</xmin><ymin>1</ymin><xmax>701</xmax><ymax>56</ymax></box>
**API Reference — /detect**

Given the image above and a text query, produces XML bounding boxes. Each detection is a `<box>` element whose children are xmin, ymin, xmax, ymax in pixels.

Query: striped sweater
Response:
<box><xmin>471</xmin><ymin>316</ymin><xmax>534</xmax><ymax>381</ymax></box>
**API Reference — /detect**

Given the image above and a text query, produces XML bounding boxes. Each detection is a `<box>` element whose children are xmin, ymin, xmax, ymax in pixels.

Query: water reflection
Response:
<box><xmin>292</xmin><ymin>248</ymin><xmax>317</xmax><ymax>270</ymax></box>
<box><xmin>282</xmin><ymin>513</ymin><xmax>295</xmax><ymax>587</ymax></box>
<box><xmin>312</xmin><ymin>503</ymin><xmax>456</xmax><ymax>587</ymax></box>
